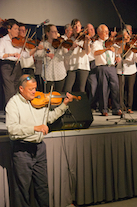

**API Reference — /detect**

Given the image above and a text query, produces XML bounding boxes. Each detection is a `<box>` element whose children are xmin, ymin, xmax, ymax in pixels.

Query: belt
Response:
<box><xmin>1</xmin><ymin>59</ymin><xmax>16</xmax><ymax>65</ymax></box>
<box><xmin>98</xmin><ymin>64</ymin><xmax>115</xmax><ymax>67</ymax></box>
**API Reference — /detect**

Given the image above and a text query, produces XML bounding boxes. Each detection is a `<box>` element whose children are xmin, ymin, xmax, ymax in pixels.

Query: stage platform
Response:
<box><xmin>1</xmin><ymin>110</ymin><xmax>137</xmax><ymax>207</ymax></box>
<box><xmin>1</xmin><ymin>110</ymin><xmax>137</xmax><ymax>136</ymax></box>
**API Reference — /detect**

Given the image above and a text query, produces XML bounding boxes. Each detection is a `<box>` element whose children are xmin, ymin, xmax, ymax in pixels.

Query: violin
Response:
<box><xmin>123</xmin><ymin>35</ymin><xmax>137</xmax><ymax>54</ymax></box>
<box><xmin>52</xmin><ymin>37</ymin><xmax>84</xmax><ymax>50</ymax></box>
<box><xmin>105</xmin><ymin>34</ymin><xmax>123</xmax><ymax>48</ymax></box>
<box><xmin>12</xmin><ymin>35</ymin><xmax>40</xmax><ymax>49</ymax></box>
<box><xmin>76</xmin><ymin>30</ymin><xmax>98</xmax><ymax>42</ymax></box>
<box><xmin>31</xmin><ymin>91</ymin><xmax>81</xmax><ymax>108</ymax></box>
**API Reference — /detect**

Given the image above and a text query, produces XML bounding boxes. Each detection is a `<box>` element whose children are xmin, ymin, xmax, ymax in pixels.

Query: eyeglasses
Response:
<box><xmin>51</xmin><ymin>31</ymin><xmax>58</xmax><ymax>34</ymax></box>
<box><xmin>19</xmin><ymin>29</ymin><xmax>26</xmax><ymax>32</ymax></box>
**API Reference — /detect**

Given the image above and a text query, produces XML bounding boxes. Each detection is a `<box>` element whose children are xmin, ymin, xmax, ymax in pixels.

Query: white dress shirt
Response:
<box><xmin>66</xmin><ymin>36</ymin><xmax>90</xmax><ymax>71</ymax></box>
<box><xmin>88</xmin><ymin>41</ymin><xmax>95</xmax><ymax>62</ymax></box>
<box><xmin>0</xmin><ymin>34</ymin><xmax>30</xmax><ymax>61</ymax></box>
<box><xmin>6</xmin><ymin>92</ymin><xmax>68</xmax><ymax>143</ymax></box>
<box><xmin>20</xmin><ymin>48</ymin><xmax>35</xmax><ymax>70</ymax></box>
<box><xmin>92</xmin><ymin>38</ymin><xmax>115</xmax><ymax>66</ymax></box>
<box><xmin>117</xmin><ymin>50</ymin><xmax>137</xmax><ymax>75</ymax></box>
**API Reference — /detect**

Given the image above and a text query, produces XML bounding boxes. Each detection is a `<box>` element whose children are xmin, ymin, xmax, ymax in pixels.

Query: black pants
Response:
<box><xmin>96</xmin><ymin>65</ymin><xmax>120</xmax><ymax>113</ymax></box>
<box><xmin>63</xmin><ymin>69</ymin><xmax>89</xmax><ymax>92</ymax></box>
<box><xmin>11</xmin><ymin>140</ymin><xmax>49</xmax><ymax>207</ymax></box>
<box><xmin>86</xmin><ymin>60</ymin><xmax>98</xmax><ymax>108</ymax></box>
<box><xmin>118</xmin><ymin>73</ymin><xmax>136</xmax><ymax>110</ymax></box>
<box><xmin>46</xmin><ymin>78</ymin><xmax>65</xmax><ymax>93</ymax></box>
<box><xmin>1</xmin><ymin>60</ymin><xmax>22</xmax><ymax>105</ymax></box>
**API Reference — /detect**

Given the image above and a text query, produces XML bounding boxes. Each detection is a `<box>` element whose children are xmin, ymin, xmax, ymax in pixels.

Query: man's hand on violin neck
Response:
<box><xmin>63</xmin><ymin>92</ymin><xmax>74</xmax><ymax>105</ymax></box>
<box><xmin>34</xmin><ymin>124</ymin><xmax>49</xmax><ymax>135</ymax></box>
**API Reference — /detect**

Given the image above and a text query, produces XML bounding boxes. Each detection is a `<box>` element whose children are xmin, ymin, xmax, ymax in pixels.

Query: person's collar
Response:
<box><xmin>98</xmin><ymin>37</ymin><xmax>104</xmax><ymax>42</ymax></box>
<box><xmin>18</xmin><ymin>92</ymin><xmax>29</xmax><ymax>103</ymax></box>
<box><xmin>5</xmin><ymin>34</ymin><xmax>12</xmax><ymax>41</ymax></box>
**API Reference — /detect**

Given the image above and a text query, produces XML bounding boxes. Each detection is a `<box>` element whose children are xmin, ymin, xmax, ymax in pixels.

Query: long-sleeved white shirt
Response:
<box><xmin>66</xmin><ymin>37</ymin><xmax>90</xmax><ymax>71</ymax></box>
<box><xmin>20</xmin><ymin>48</ymin><xmax>35</xmax><ymax>70</ymax></box>
<box><xmin>88</xmin><ymin>40</ymin><xmax>95</xmax><ymax>62</ymax></box>
<box><xmin>6</xmin><ymin>92</ymin><xmax>68</xmax><ymax>143</ymax></box>
<box><xmin>92</xmin><ymin>38</ymin><xmax>115</xmax><ymax>66</ymax></box>
<box><xmin>0</xmin><ymin>34</ymin><xmax>30</xmax><ymax>61</ymax></box>
<box><xmin>117</xmin><ymin>50</ymin><xmax>137</xmax><ymax>75</ymax></box>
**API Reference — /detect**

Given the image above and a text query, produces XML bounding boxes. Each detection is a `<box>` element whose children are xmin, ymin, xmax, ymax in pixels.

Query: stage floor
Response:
<box><xmin>91</xmin><ymin>109</ymin><xmax>137</xmax><ymax>127</ymax></box>
<box><xmin>1</xmin><ymin>110</ymin><xmax>137</xmax><ymax>138</ymax></box>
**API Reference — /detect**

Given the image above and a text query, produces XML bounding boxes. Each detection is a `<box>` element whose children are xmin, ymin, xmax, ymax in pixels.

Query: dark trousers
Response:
<box><xmin>1</xmin><ymin>60</ymin><xmax>22</xmax><ymax>105</ymax></box>
<box><xmin>63</xmin><ymin>69</ymin><xmax>89</xmax><ymax>92</ymax></box>
<box><xmin>11</xmin><ymin>141</ymin><xmax>49</xmax><ymax>207</ymax></box>
<box><xmin>46</xmin><ymin>78</ymin><xmax>65</xmax><ymax>93</ymax></box>
<box><xmin>22</xmin><ymin>68</ymin><xmax>34</xmax><ymax>76</ymax></box>
<box><xmin>118</xmin><ymin>73</ymin><xmax>136</xmax><ymax>110</ymax></box>
<box><xmin>86</xmin><ymin>60</ymin><xmax>98</xmax><ymax>108</ymax></box>
<box><xmin>97</xmin><ymin>65</ymin><xmax>120</xmax><ymax>113</ymax></box>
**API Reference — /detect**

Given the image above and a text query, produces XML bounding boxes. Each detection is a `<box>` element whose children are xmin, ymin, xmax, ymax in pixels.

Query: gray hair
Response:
<box><xmin>18</xmin><ymin>74</ymin><xmax>36</xmax><ymax>90</ymax></box>
<box><xmin>97</xmin><ymin>24</ymin><xmax>104</xmax><ymax>33</ymax></box>
<box><xmin>64</xmin><ymin>23</ymin><xmax>71</xmax><ymax>30</ymax></box>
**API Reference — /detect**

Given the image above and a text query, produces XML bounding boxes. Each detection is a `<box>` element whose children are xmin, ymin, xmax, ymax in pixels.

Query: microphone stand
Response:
<box><xmin>106</xmin><ymin>0</ymin><xmax>133</xmax><ymax>124</ymax></box>
<box><xmin>42</xmin><ymin>23</ymin><xmax>47</xmax><ymax>93</ymax></box>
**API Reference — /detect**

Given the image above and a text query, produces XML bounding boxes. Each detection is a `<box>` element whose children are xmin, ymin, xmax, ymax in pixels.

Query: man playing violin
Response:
<box><xmin>116</xmin><ymin>27</ymin><xmax>137</xmax><ymax>114</ymax></box>
<box><xmin>92</xmin><ymin>24</ymin><xmax>122</xmax><ymax>116</ymax></box>
<box><xmin>61</xmin><ymin>23</ymin><xmax>73</xmax><ymax>40</ymax></box>
<box><xmin>6</xmin><ymin>74</ymin><xmax>74</xmax><ymax>207</ymax></box>
<box><xmin>0</xmin><ymin>19</ymin><xmax>42</xmax><ymax>105</ymax></box>
<box><xmin>85</xmin><ymin>23</ymin><xmax>98</xmax><ymax>110</ymax></box>
<box><xmin>18</xmin><ymin>23</ymin><xmax>36</xmax><ymax>76</ymax></box>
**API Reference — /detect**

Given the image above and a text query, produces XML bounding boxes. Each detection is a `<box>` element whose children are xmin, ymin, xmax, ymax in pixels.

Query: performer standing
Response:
<box><xmin>63</xmin><ymin>18</ymin><xmax>91</xmax><ymax>92</ymax></box>
<box><xmin>92</xmin><ymin>24</ymin><xmax>122</xmax><ymax>116</ymax></box>
<box><xmin>61</xmin><ymin>23</ymin><xmax>73</xmax><ymax>40</ymax></box>
<box><xmin>0</xmin><ymin>19</ymin><xmax>41</xmax><ymax>105</ymax></box>
<box><xmin>85</xmin><ymin>23</ymin><xmax>98</xmax><ymax>109</ymax></box>
<box><xmin>117</xmin><ymin>28</ymin><xmax>137</xmax><ymax>113</ymax></box>
<box><xmin>61</xmin><ymin>23</ymin><xmax>73</xmax><ymax>71</ymax></box>
<box><xmin>34</xmin><ymin>24</ymin><xmax>68</xmax><ymax>92</ymax></box>
<box><xmin>19</xmin><ymin>23</ymin><xmax>35</xmax><ymax>75</ymax></box>
<box><xmin>6</xmin><ymin>74</ymin><xmax>74</xmax><ymax>207</ymax></box>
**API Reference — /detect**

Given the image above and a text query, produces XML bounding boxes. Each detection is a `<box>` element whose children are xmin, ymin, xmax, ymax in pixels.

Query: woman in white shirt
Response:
<box><xmin>35</xmin><ymin>24</ymin><xmax>68</xmax><ymax>93</ymax></box>
<box><xmin>117</xmin><ymin>29</ymin><xmax>137</xmax><ymax>113</ymax></box>
<box><xmin>0</xmin><ymin>19</ymin><xmax>41</xmax><ymax>105</ymax></box>
<box><xmin>63</xmin><ymin>18</ymin><xmax>91</xmax><ymax>92</ymax></box>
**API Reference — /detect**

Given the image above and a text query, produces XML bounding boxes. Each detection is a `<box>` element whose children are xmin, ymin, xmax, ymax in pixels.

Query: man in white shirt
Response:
<box><xmin>92</xmin><ymin>24</ymin><xmax>122</xmax><ymax>116</ymax></box>
<box><xmin>61</xmin><ymin>23</ymin><xmax>73</xmax><ymax>40</ymax></box>
<box><xmin>6</xmin><ymin>74</ymin><xmax>74</xmax><ymax>207</ymax></box>
<box><xmin>85</xmin><ymin>23</ymin><xmax>98</xmax><ymax>110</ymax></box>
<box><xmin>19</xmin><ymin>23</ymin><xmax>36</xmax><ymax>75</ymax></box>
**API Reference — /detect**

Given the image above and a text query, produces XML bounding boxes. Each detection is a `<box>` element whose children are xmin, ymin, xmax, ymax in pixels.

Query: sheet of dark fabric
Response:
<box><xmin>0</xmin><ymin>130</ymin><xmax>137</xmax><ymax>207</ymax></box>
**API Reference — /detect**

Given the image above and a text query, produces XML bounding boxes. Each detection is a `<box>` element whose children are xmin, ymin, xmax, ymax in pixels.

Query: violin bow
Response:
<box><xmin>75</xmin><ymin>28</ymin><xmax>88</xmax><ymax>41</ymax></box>
<box><xmin>15</xmin><ymin>28</ymin><xmax>31</xmax><ymax>65</ymax></box>
<box><xmin>39</xmin><ymin>84</ymin><xmax>54</xmax><ymax>140</ymax></box>
<box><xmin>30</xmin><ymin>31</ymin><xmax>36</xmax><ymax>40</ymax></box>
<box><xmin>10</xmin><ymin>29</ymin><xmax>31</xmax><ymax>76</ymax></box>
<box><xmin>123</xmin><ymin>39</ymin><xmax>137</xmax><ymax>58</ymax></box>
